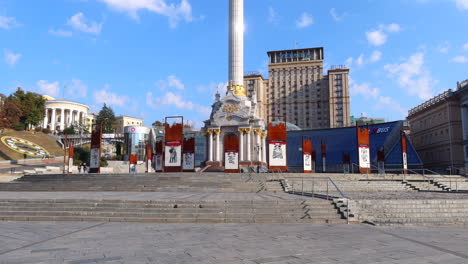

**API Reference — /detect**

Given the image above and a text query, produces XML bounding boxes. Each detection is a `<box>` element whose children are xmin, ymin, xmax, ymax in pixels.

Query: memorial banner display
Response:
<box><xmin>183</xmin><ymin>153</ymin><xmax>195</xmax><ymax>171</ymax></box>
<box><xmin>129</xmin><ymin>154</ymin><xmax>138</xmax><ymax>174</ymax></box>
<box><xmin>164</xmin><ymin>117</ymin><xmax>183</xmax><ymax>172</ymax></box>
<box><xmin>401</xmin><ymin>131</ymin><xmax>408</xmax><ymax>174</ymax></box>
<box><xmin>225</xmin><ymin>151</ymin><xmax>239</xmax><ymax>170</ymax></box>
<box><xmin>357</xmin><ymin>126</ymin><xmax>371</xmax><ymax>173</ymax></box>
<box><xmin>68</xmin><ymin>146</ymin><xmax>74</xmax><ymax>174</ymax></box>
<box><xmin>303</xmin><ymin>136</ymin><xmax>312</xmax><ymax>173</ymax></box>
<box><xmin>224</xmin><ymin>133</ymin><xmax>239</xmax><ymax>173</ymax></box>
<box><xmin>269</xmin><ymin>141</ymin><xmax>287</xmax><ymax>167</ymax></box>
<box><xmin>155</xmin><ymin>155</ymin><xmax>162</xmax><ymax>171</ymax></box>
<box><xmin>268</xmin><ymin>120</ymin><xmax>287</xmax><ymax>171</ymax></box>
<box><xmin>165</xmin><ymin>141</ymin><xmax>181</xmax><ymax>167</ymax></box>
<box><xmin>321</xmin><ymin>140</ymin><xmax>327</xmax><ymax>172</ymax></box>
<box><xmin>183</xmin><ymin>137</ymin><xmax>196</xmax><ymax>172</ymax></box>
<box><xmin>89</xmin><ymin>125</ymin><xmax>102</xmax><ymax>173</ymax></box>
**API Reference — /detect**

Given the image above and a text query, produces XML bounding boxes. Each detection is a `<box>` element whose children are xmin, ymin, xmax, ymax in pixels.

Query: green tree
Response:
<box><xmin>63</xmin><ymin>126</ymin><xmax>76</xmax><ymax>135</ymax></box>
<box><xmin>152</xmin><ymin>120</ymin><xmax>163</xmax><ymax>128</ymax></box>
<box><xmin>95</xmin><ymin>104</ymin><xmax>116</xmax><ymax>133</ymax></box>
<box><xmin>0</xmin><ymin>99</ymin><xmax>22</xmax><ymax>129</ymax></box>
<box><xmin>8</xmin><ymin>88</ymin><xmax>45</xmax><ymax>130</ymax></box>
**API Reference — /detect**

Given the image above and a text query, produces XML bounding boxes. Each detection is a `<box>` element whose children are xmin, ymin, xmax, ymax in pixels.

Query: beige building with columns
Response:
<box><xmin>42</xmin><ymin>96</ymin><xmax>89</xmax><ymax>133</ymax></box>
<box><xmin>407</xmin><ymin>80</ymin><xmax>468</xmax><ymax>173</ymax></box>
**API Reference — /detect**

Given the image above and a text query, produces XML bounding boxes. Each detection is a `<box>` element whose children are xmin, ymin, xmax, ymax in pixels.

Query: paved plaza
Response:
<box><xmin>0</xmin><ymin>222</ymin><xmax>467</xmax><ymax>263</ymax></box>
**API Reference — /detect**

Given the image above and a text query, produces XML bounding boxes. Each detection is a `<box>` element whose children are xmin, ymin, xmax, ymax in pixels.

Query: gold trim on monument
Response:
<box><xmin>227</xmin><ymin>84</ymin><xmax>247</xmax><ymax>97</ymax></box>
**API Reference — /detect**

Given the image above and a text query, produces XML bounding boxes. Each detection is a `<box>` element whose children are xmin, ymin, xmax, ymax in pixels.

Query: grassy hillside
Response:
<box><xmin>0</xmin><ymin>129</ymin><xmax>64</xmax><ymax>161</ymax></box>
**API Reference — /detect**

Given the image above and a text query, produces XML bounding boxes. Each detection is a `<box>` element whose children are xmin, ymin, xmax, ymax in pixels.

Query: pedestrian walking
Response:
<box><xmin>78</xmin><ymin>163</ymin><xmax>82</xmax><ymax>173</ymax></box>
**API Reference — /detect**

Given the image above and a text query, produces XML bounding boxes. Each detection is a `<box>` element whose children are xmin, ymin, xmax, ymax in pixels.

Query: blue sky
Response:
<box><xmin>1</xmin><ymin>0</ymin><xmax>468</xmax><ymax>127</ymax></box>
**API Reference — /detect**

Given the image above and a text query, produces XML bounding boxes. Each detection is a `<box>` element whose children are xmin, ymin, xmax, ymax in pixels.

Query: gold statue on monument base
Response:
<box><xmin>227</xmin><ymin>81</ymin><xmax>247</xmax><ymax>97</ymax></box>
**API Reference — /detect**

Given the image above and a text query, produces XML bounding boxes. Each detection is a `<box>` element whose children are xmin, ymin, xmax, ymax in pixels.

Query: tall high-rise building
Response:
<box><xmin>245</xmin><ymin>47</ymin><xmax>351</xmax><ymax>129</ymax></box>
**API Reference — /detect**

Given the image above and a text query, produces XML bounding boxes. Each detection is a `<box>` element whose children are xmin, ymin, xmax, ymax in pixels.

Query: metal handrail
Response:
<box><xmin>285</xmin><ymin>176</ymin><xmax>351</xmax><ymax>224</ymax></box>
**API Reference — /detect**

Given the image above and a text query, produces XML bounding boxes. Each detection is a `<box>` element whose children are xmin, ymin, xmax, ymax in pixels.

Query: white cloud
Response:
<box><xmin>350</xmin><ymin>78</ymin><xmax>407</xmax><ymax>117</ymax></box>
<box><xmin>385</xmin><ymin>23</ymin><xmax>401</xmax><ymax>33</ymax></box>
<box><xmin>366</xmin><ymin>23</ymin><xmax>401</xmax><ymax>46</ymax></box>
<box><xmin>437</xmin><ymin>41</ymin><xmax>450</xmax><ymax>53</ymax></box>
<box><xmin>48</xmin><ymin>29</ymin><xmax>73</xmax><ymax>37</ymax></box>
<box><xmin>94</xmin><ymin>85</ymin><xmax>129</xmax><ymax>106</ymax></box>
<box><xmin>67</xmin><ymin>79</ymin><xmax>87</xmax><ymax>98</ymax></box>
<box><xmin>268</xmin><ymin>7</ymin><xmax>278</xmax><ymax>24</ymax></box>
<box><xmin>296</xmin><ymin>13</ymin><xmax>313</xmax><ymax>28</ymax></box>
<box><xmin>345</xmin><ymin>57</ymin><xmax>353</xmax><ymax>67</ymax></box>
<box><xmin>463</xmin><ymin>43</ymin><xmax>468</xmax><ymax>50</ymax></box>
<box><xmin>369</xmin><ymin>50</ymin><xmax>382</xmax><ymax>62</ymax></box>
<box><xmin>356</xmin><ymin>54</ymin><xmax>364</xmax><ymax>66</ymax></box>
<box><xmin>384</xmin><ymin>52</ymin><xmax>435</xmax><ymax>100</ymax></box>
<box><xmin>37</xmin><ymin>80</ymin><xmax>60</xmax><ymax>97</ymax></box>
<box><xmin>455</xmin><ymin>0</ymin><xmax>468</xmax><ymax>10</ymax></box>
<box><xmin>146</xmin><ymin>91</ymin><xmax>210</xmax><ymax>115</ymax></box>
<box><xmin>451</xmin><ymin>56</ymin><xmax>468</xmax><ymax>63</ymax></box>
<box><xmin>4</xmin><ymin>49</ymin><xmax>21</xmax><ymax>67</ymax></box>
<box><xmin>0</xmin><ymin>16</ymin><xmax>18</xmax><ymax>30</ymax></box>
<box><xmin>97</xmin><ymin>0</ymin><xmax>193</xmax><ymax>28</ymax></box>
<box><xmin>330</xmin><ymin>8</ymin><xmax>344</xmax><ymax>21</ymax></box>
<box><xmin>366</xmin><ymin>30</ymin><xmax>387</xmax><ymax>46</ymax></box>
<box><xmin>156</xmin><ymin>75</ymin><xmax>185</xmax><ymax>90</ymax></box>
<box><xmin>67</xmin><ymin>12</ymin><xmax>103</xmax><ymax>35</ymax></box>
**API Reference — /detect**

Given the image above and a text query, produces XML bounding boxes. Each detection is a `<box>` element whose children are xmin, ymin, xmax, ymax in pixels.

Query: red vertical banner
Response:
<box><xmin>129</xmin><ymin>154</ymin><xmax>138</xmax><ymax>173</ymax></box>
<box><xmin>146</xmin><ymin>142</ymin><xmax>152</xmax><ymax>173</ymax></box>
<box><xmin>321</xmin><ymin>140</ymin><xmax>327</xmax><ymax>172</ymax></box>
<box><xmin>89</xmin><ymin>124</ymin><xmax>102</xmax><ymax>174</ymax></box>
<box><xmin>224</xmin><ymin>133</ymin><xmax>239</xmax><ymax>173</ymax></box>
<box><xmin>401</xmin><ymin>131</ymin><xmax>408</xmax><ymax>174</ymax></box>
<box><xmin>268</xmin><ymin>121</ymin><xmax>287</xmax><ymax>172</ymax></box>
<box><xmin>68</xmin><ymin>145</ymin><xmax>74</xmax><ymax>174</ymax></box>
<box><xmin>183</xmin><ymin>137</ymin><xmax>196</xmax><ymax>172</ymax></box>
<box><xmin>303</xmin><ymin>136</ymin><xmax>312</xmax><ymax>173</ymax></box>
<box><xmin>357</xmin><ymin>126</ymin><xmax>371</xmax><ymax>173</ymax></box>
<box><xmin>164</xmin><ymin>116</ymin><xmax>183</xmax><ymax>172</ymax></box>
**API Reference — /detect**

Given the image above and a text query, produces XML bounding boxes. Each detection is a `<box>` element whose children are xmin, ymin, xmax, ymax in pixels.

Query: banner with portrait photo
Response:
<box><xmin>358</xmin><ymin>144</ymin><xmax>370</xmax><ymax>169</ymax></box>
<box><xmin>269</xmin><ymin>141</ymin><xmax>286</xmax><ymax>166</ymax></box>
<box><xmin>165</xmin><ymin>141</ymin><xmax>181</xmax><ymax>167</ymax></box>
<box><xmin>303</xmin><ymin>153</ymin><xmax>312</xmax><ymax>172</ymax></box>
<box><xmin>154</xmin><ymin>155</ymin><xmax>162</xmax><ymax>171</ymax></box>
<box><xmin>225</xmin><ymin>151</ymin><xmax>239</xmax><ymax>170</ymax></box>
<box><xmin>182</xmin><ymin>152</ymin><xmax>195</xmax><ymax>170</ymax></box>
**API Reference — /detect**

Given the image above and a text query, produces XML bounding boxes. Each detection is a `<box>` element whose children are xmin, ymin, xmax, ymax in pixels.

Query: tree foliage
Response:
<box><xmin>0</xmin><ymin>99</ymin><xmax>22</xmax><ymax>129</ymax></box>
<box><xmin>8</xmin><ymin>88</ymin><xmax>45</xmax><ymax>130</ymax></box>
<box><xmin>152</xmin><ymin>120</ymin><xmax>164</xmax><ymax>128</ymax></box>
<box><xmin>96</xmin><ymin>104</ymin><xmax>116</xmax><ymax>133</ymax></box>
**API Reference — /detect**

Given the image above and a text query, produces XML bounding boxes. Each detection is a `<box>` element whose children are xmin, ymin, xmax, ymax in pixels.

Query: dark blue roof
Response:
<box><xmin>285</xmin><ymin>121</ymin><xmax>422</xmax><ymax>168</ymax></box>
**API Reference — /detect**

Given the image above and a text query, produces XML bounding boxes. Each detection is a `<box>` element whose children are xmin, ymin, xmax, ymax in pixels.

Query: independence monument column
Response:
<box><xmin>228</xmin><ymin>0</ymin><xmax>246</xmax><ymax>97</ymax></box>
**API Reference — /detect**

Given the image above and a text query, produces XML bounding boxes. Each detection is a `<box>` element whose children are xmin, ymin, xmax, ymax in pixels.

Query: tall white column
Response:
<box><xmin>208</xmin><ymin>132</ymin><xmax>213</xmax><ymax>162</ymax></box>
<box><xmin>246</xmin><ymin>129</ymin><xmax>251</xmax><ymax>161</ymax></box>
<box><xmin>229</xmin><ymin>0</ymin><xmax>244</xmax><ymax>87</ymax></box>
<box><xmin>256</xmin><ymin>133</ymin><xmax>261</xmax><ymax>162</ymax></box>
<box><xmin>51</xmin><ymin>108</ymin><xmax>56</xmax><ymax>131</ymax></box>
<box><xmin>262</xmin><ymin>135</ymin><xmax>267</xmax><ymax>164</ymax></box>
<box><xmin>60</xmin><ymin>108</ymin><xmax>65</xmax><ymax>131</ymax></box>
<box><xmin>239</xmin><ymin>129</ymin><xmax>244</xmax><ymax>161</ymax></box>
<box><xmin>43</xmin><ymin>109</ymin><xmax>48</xmax><ymax>128</ymax></box>
<box><xmin>215</xmin><ymin>131</ymin><xmax>220</xmax><ymax>162</ymax></box>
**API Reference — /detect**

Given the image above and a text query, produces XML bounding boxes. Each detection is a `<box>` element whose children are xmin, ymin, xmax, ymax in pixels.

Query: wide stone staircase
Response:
<box><xmin>349</xmin><ymin>199</ymin><xmax>468</xmax><ymax>225</ymax></box>
<box><xmin>0</xmin><ymin>199</ymin><xmax>345</xmax><ymax>224</ymax></box>
<box><xmin>0</xmin><ymin>173</ymin><xmax>279</xmax><ymax>193</ymax></box>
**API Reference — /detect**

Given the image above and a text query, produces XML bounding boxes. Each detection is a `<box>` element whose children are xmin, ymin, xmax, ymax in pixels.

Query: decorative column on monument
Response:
<box><xmin>213</xmin><ymin>128</ymin><xmax>221</xmax><ymax>162</ymax></box>
<box><xmin>238</xmin><ymin>128</ymin><xmax>244</xmax><ymax>161</ymax></box>
<box><xmin>227</xmin><ymin>0</ymin><xmax>246</xmax><ymax>97</ymax></box>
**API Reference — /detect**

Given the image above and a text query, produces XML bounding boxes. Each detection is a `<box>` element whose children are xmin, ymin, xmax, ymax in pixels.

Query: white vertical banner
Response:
<box><xmin>402</xmin><ymin>152</ymin><xmax>408</xmax><ymax>170</ymax></box>
<box><xmin>130</xmin><ymin>163</ymin><xmax>137</xmax><ymax>174</ymax></box>
<box><xmin>68</xmin><ymin>157</ymin><xmax>73</xmax><ymax>173</ymax></box>
<box><xmin>183</xmin><ymin>153</ymin><xmax>195</xmax><ymax>170</ymax></box>
<box><xmin>358</xmin><ymin>144</ymin><xmax>371</xmax><ymax>169</ymax></box>
<box><xmin>225</xmin><ymin>151</ymin><xmax>239</xmax><ymax>170</ymax></box>
<box><xmin>303</xmin><ymin>153</ymin><xmax>312</xmax><ymax>172</ymax></box>
<box><xmin>155</xmin><ymin>155</ymin><xmax>162</xmax><ymax>171</ymax></box>
<box><xmin>89</xmin><ymin>148</ymin><xmax>100</xmax><ymax>169</ymax></box>
<box><xmin>165</xmin><ymin>141</ymin><xmax>181</xmax><ymax>167</ymax></box>
<box><xmin>269</xmin><ymin>141</ymin><xmax>286</xmax><ymax>166</ymax></box>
